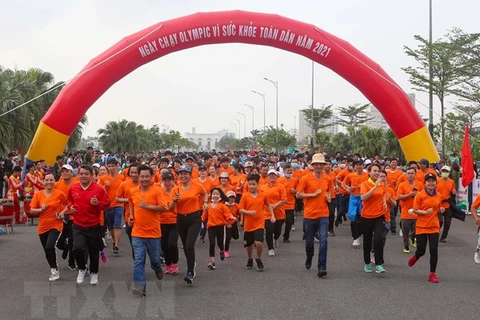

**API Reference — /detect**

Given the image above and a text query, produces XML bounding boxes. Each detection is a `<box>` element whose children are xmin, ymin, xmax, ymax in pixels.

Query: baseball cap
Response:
<box><xmin>162</xmin><ymin>171</ymin><xmax>174</xmax><ymax>180</ymax></box>
<box><xmin>419</xmin><ymin>158</ymin><xmax>429</xmax><ymax>165</ymax></box>
<box><xmin>61</xmin><ymin>164</ymin><xmax>73</xmax><ymax>171</ymax></box>
<box><xmin>226</xmin><ymin>191</ymin><xmax>236</xmax><ymax>198</ymax></box>
<box><xmin>198</xmin><ymin>165</ymin><xmax>207</xmax><ymax>171</ymax></box>
<box><xmin>92</xmin><ymin>163</ymin><xmax>100</xmax><ymax>168</ymax></box>
<box><xmin>364</xmin><ymin>159</ymin><xmax>372</xmax><ymax>165</ymax></box>
<box><xmin>219</xmin><ymin>172</ymin><xmax>229</xmax><ymax>179</ymax></box>
<box><xmin>441</xmin><ymin>165</ymin><xmax>451</xmax><ymax>172</ymax></box>
<box><xmin>425</xmin><ymin>173</ymin><xmax>437</xmax><ymax>182</ymax></box>
<box><xmin>177</xmin><ymin>165</ymin><xmax>191</xmax><ymax>174</ymax></box>
<box><xmin>185</xmin><ymin>156</ymin><xmax>195</xmax><ymax>162</ymax></box>
<box><xmin>267</xmin><ymin>169</ymin><xmax>278</xmax><ymax>176</ymax></box>
<box><xmin>244</xmin><ymin>161</ymin><xmax>253</xmax><ymax>167</ymax></box>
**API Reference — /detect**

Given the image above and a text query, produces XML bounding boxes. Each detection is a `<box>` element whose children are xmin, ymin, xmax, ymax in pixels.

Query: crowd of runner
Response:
<box><xmin>1</xmin><ymin>149</ymin><xmax>480</xmax><ymax>295</ymax></box>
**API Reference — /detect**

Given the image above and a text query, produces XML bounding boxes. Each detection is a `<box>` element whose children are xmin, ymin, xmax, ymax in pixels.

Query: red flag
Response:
<box><xmin>461</xmin><ymin>124</ymin><xmax>474</xmax><ymax>187</ymax></box>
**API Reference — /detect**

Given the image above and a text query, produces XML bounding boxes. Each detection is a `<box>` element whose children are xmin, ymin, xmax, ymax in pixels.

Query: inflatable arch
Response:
<box><xmin>26</xmin><ymin>10</ymin><xmax>439</xmax><ymax>165</ymax></box>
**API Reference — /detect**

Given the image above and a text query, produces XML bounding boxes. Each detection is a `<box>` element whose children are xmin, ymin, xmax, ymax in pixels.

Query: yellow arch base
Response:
<box><xmin>25</xmin><ymin>122</ymin><xmax>69</xmax><ymax>166</ymax></box>
<box><xmin>399</xmin><ymin>126</ymin><xmax>440</xmax><ymax>162</ymax></box>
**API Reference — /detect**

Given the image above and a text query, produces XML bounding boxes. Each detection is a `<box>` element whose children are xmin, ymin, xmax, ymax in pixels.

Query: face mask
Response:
<box><xmin>285</xmin><ymin>173</ymin><xmax>291</xmax><ymax>178</ymax></box>
<box><xmin>339</xmin><ymin>164</ymin><xmax>346</xmax><ymax>169</ymax></box>
<box><xmin>441</xmin><ymin>172</ymin><xmax>449</xmax><ymax>178</ymax></box>
<box><xmin>348</xmin><ymin>166</ymin><xmax>353</xmax><ymax>171</ymax></box>
<box><xmin>72</xmin><ymin>169</ymin><xmax>78</xmax><ymax>175</ymax></box>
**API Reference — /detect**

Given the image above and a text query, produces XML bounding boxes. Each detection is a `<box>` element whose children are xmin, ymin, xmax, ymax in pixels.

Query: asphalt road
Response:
<box><xmin>1</xmin><ymin>215</ymin><xmax>479</xmax><ymax>320</ymax></box>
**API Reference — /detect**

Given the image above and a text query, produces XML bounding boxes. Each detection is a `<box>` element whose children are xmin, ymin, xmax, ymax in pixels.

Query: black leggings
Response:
<box><xmin>161</xmin><ymin>223</ymin><xmax>179</xmax><ymax>265</ymax></box>
<box><xmin>225</xmin><ymin>222</ymin><xmax>239</xmax><ymax>251</ymax></box>
<box><xmin>56</xmin><ymin>219</ymin><xmax>75</xmax><ymax>266</ymax></box>
<box><xmin>415</xmin><ymin>233</ymin><xmax>439</xmax><ymax>273</ymax></box>
<box><xmin>328</xmin><ymin>201</ymin><xmax>336</xmax><ymax>232</ymax></box>
<box><xmin>125</xmin><ymin>224</ymin><xmax>134</xmax><ymax>260</ymax></box>
<box><xmin>39</xmin><ymin>229</ymin><xmax>61</xmax><ymax>269</ymax></box>
<box><xmin>360</xmin><ymin>216</ymin><xmax>385</xmax><ymax>265</ymax></box>
<box><xmin>208</xmin><ymin>225</ymin><xmax>225</xmax><ymax>257</ymax></box>
<box><xmin>177</xmin><ymin>211</ymin><xmax>202</xmax><ymax>273</ymax></box>
<box><xmin>265</xmin><ymin>219</ymin><xmax>285</xmax><ymax>250</ymax></box>
<box><xmin>283</xmin><ymin>210</ymin><xmax>295</xmax><ymax>240</ymax></box>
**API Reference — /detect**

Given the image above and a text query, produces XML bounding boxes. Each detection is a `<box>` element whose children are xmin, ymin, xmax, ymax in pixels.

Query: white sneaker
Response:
<box><xmin>399</xmin><ymin>229</ymin><xmax>403</xmax><ymax>237</ymax></box>
<box><xmin>90</xmin><ymin>273</ymin><xmax>99</xmax><ymax>285</ymax></box>
<box><xmin>474</xmin><ymin>247</ymin><xmax>480</xmax><ymax>264</ymax></box>
<box><xmin>352</xmin><ymin>238</ymin><xmax>361</xmax><ymax>247</ymax></box>
<box><xmin>291</xmin><ymin>225</ymin><xmax>296</xmax><ymax>231</ymax></box>
<box><xmin>268</xmin><ymin>249</ymin><xmax>275</xmax><ymax>256</ymax></box>
<box><xmin>76</xmin><ymin>269</ymin><xmax>87</xmax><ymax>284</ymax></box>
<box><xmin>49</xmin><ymin>268</ymin><xmax>60</xmax><ymax>281</ymax></box>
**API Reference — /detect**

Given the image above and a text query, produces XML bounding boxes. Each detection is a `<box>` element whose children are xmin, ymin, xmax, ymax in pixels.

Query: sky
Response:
<box><xmin>1</xmin><ymin>0</ymin><xmax>478</xmax><ymax>139</ymax></box>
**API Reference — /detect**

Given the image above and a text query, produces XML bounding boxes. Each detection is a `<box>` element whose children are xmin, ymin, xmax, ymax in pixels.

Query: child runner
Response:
<box><xmin>224</xmin><ymin>191</ymin><xmax>240</xmax><ymax>257</ymax></box>
<box><xmin>202</xmin><ymin>188</ymin><xmax>236</xmax><ymax>270</ymax></box>
<box><xmin>407</xmin><ymin>173</ymin><xmax>444</xmax><ymax>283</ymax></box>
<box><xmin>239</xmin><ymin>174</ymin><xmax>273</xmax><ymax>271</ymax></box>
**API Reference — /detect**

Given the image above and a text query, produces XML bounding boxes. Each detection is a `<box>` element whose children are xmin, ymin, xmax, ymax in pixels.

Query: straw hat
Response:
<box><xmin>311</xmin><ymin>153</ymin><xmax>327</xmax><ymax>164</ymax></box>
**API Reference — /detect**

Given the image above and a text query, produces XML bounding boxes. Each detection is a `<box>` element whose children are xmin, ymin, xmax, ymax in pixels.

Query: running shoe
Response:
<box><xmin>352</xmin><ymin>238</ymin><xmax>361</xmax><ymax>247</ymax></box>
<box><xmin>474</xmin><ymin>247</ymin><xmax>480</xmax><ymax>264</ymax></box>
<box><xmin>164</xmin><ymin>265</ymin><xmax>172</xmax><ymax>274</ymax></box>
<box><xmin>268</xmin><ymin>249</ymin><xmax>275</xmax><ymax>256</ymax></box>
<box><xmin>255</xmin><ymin>259</ymin><xmax>265</xmax><ymax>271</ymax></box>
<box><xmin>328</xmin><ymin>231</ymin><xmax>335</xmax><ymax>236</ymax></box>
<box><xmin>68</xmin><ymin>264</ymin><xmax>77</xmax><ymax>271</ymax></box>
<box><xmin>171</xmin><ymin>264</ymin><xmax>179</xmax><ymax>275</ymax></box>
<box><xmin>403</xmin><ymin>248</ymin><xmax>410</xmax><ymax>254</ymax></box>
<box><xmin>305</xmin><ymin>257</ymin><xmax>312</xmax><ymax>270</ymax></box>
<box><xmin>207</xmin><ymin>261</ymin><xmax>216</xmax><ymax>270</ymax></box>
<box><xmin>375</xmin><ymin>265</ymin><xmax>386</xmax><ymax>273</ymax></box>
<box><xmin>224</xmin><ymin>251</ymin><xmax>230</xmax><ymax>258</ymax></box>
<box><xmin>76</xmin><ymin>269</ymin><xmax>87</xmax><ymax>284</ymax></box>
<box><xmin>49</xmin><ymin>268</ymin><xmax>60</xmax><ymax>281</ymax></box>
<box><xmin>283</xmin><ymin>238</ymin><xmax>291</xmax><ymax>243</ymax></box>
<box><xmin>399</xmin><ymin>229</ymin><xmax>403</xmax><ymax>237</ymax></box>
<box><xmin>132</xmin><ymin>286</ymin><xmax>146</xmax><ymax>296</ymax></box>
<box><xmin>291</xmin><ymin>225</ymin><xmax>296</xmax><ymax>231</ymax></box>
<box><xmin>428</xmin><ymin>272</ymin><xmax>439</xmax><ymax>283</ymax></box>
<box><xmin>364</xmin><ymin>264</ymin><xmax>372</xmax><ymax>273</ymax></box>
<box><xmin>90</xmin><ymin>273</ymin><xmax>99</xmax><ymax>285</ymax></box>
<box><xmin>246</xmin><ymin>259</ymin><xmax>254</xmax><ymax>269</ymax></box>
<box><xmin>113</xmin><ymin>246</ymin><xmax>119</xmax><ymax>254</ymax></box>
<box><xmin>184</xmin><ymin>272</ymin><xmax>194</xmax><ymax>285</ymax></box>
<box><xmin>408</xmin><ymin>255</ymin><xmax>418</xmax><ymax>267</ymax></box>
<box><xmin>220</xmin><ymin>251</ymin><xmax>225</xmax><ymax>261</ymax></box>
<box><xmin>439</xmin><ymin>237</ymin><xmax>447</xmax><ymax>243</ymax></box>
<box><xmin>155</xmin><ymin>268</ymin><xmax>163</xmax><ymax>280</ymax></box>
<box><xmin>317</xmin><ymin>269</ymin><xmax>327</xmax><ymax>277</ymax></box>
<box><xmin>410</xmin><ymin>238</ymin><xmax>417</xmax><ymax>248</ymax></box>
<box><xmin>100</xmin><ymin>251</ymin><xmax>108</xmax><ymax>263</ymax></box>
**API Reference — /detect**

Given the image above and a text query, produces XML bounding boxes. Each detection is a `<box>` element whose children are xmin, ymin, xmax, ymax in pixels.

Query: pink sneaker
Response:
<box><xmin>164</xmin><ymin>265</ymin><xmax>171</xmax><ymax>274</ymax></box>
<box><xmin>224</xmin><ymin>251</ymin><xmax>230</xmax><ymax>258</ymax></box>
<box><xmin>171</xmin><ymin>264</ymin><xmax>179</xmax><ymax>275</ymax></box>
<box><xmin>100</xmin><ymin>251</ymin><xmax>108</xmax><ymax>263</ymax></box>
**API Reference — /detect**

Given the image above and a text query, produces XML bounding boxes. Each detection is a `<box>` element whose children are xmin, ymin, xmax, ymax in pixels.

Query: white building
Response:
<box><xmin>298</xmin><ymin>109</ymin><xmax>343</xmax><ymax>142</ymax></box>
<box><xmin>366</xmin><ymin>105</ymin><xmax>389</xmax><ymax>130</ymax></box>
<box><xmin>184</xmin><ymin>128</ymin><xmax>229</xmax><ymax>151</ymax></box>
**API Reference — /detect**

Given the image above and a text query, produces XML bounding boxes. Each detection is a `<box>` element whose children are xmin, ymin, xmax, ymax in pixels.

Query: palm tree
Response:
<box><xmin>337</xmin><ymin>103</ymin><xmax>374</xmax><ymax>130</ymax></box>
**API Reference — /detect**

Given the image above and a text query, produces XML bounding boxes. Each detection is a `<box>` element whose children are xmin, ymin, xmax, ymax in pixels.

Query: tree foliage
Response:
<box><xmin>337</xmin><ymin>103</ymin><xmax>373</xmax><ymax>130</ymax></box>
<box><xmin>301</xmin><ymin>105</ymin><xmax>334</xmax><ymax>137</ymax></box>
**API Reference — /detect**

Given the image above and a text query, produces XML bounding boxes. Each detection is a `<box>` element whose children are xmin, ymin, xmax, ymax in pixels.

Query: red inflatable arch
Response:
<box><xmin>26</xmin><ymin>10</ymin><xmax>438</xmax><ymax>165</ymax></box>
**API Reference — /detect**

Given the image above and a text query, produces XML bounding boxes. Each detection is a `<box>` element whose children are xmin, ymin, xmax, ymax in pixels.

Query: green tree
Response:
<box><xmin>337</xmin><ymin>103</ymin><xmax>373</xmax><ymax>130</ymax></box>
<box><xmin>257</xmin><ymin>126</ymin><xmax>296</xmax><ymax>152</ymax></box>
<box><xmin>98</xmin><ymin>120</ymin><xmax>153</xmax><ymax>154</ymax></box>
<box><xmin>452</xmin><ymin>104</ymin><xmax>480</xmax><ymax>128</ymax></box>
<box><xmin>434</xmin><ymin>112</ymin><xmax>468</xmax><ymax>155</ymax></box>
<box><xmin>402</xmin><ymin>28</ymin><xmax>477</xmax><ymax>157</ymax></box>
<box><xmin>315</xmin><ymin>131</ymin><xmax>333</xmax><ymax>154</ymax></box>
<box><xmin>301</xmin><ymin>105</ymin><xmax>334</xmax><ymax>138</ymax></box>
<box><xmin>329</xmin><ymin>132</ymin><xmax>353</xmax><ymax>155</ymax></box>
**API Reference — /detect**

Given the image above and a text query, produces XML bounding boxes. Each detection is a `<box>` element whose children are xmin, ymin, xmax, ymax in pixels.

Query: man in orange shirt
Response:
<box><xmin>129</xmin><ymin>165</ymin><xmax>169</xmax><ymax>296</ymax></box>
<box><xmin>278</xmin><ymin>164</ymin><xmax>298</xmax><ymax>242</ymax></box>
<box><xmin>296</xmin><ymin>153</ymin><xmax>333</xmax><ymax>278</ymax></box>
<box><xmin>99</xmin><ymin>158</ymin><xmax>125</xmax><ymax>254</ymax></box>
<box><xmin>437</xmin><ymin>166</ymin><xmax>457</xmax><ymax>243</ymax></box>
<box><xmin>416</xmin><ymin>158</ymin><xmax>437</xmax><ymax>184</ymax></box>
<box><xmin>343</xmin><ymin>160</ymin><xmax>369</xmax><ymax>246</ymax></box>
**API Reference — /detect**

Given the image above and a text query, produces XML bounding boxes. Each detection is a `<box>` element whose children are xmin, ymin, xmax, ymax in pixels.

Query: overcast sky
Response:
<box><xmin>1</xmin><ymin>0</ymin><xmax>477</xmax><ymax>138</ymax></box>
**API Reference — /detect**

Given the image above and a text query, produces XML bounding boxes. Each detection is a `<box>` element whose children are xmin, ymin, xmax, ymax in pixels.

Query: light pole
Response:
<box><xmin>310</xmin><ymin>60</ymin><xmax>315</xmax><ymax>150</ymax></box>
<box><xmin>234</xmin><ymin>118</ymin><xmax>241</xmax><ymax>139</ymax></box>
<box><xmin>244</xmin><ymin>104</ymin><xmax>255</xmax><ymax>134</ymax></box>
<box><xmin>264</xmin><ymin>77</ymin><xmax>279</xmax><ymax>153</ymax></box>
<box><xmin>428</xmin><ymin>0</ymin><xmax>434</xmax><ymax>142</ymax></box>
<box><xmin>252</xmin><ymin>90</ymin><xmax>266</xmax><ymax>131</ymax></box>
<box><xmin>229</xmin><ymin>122</ymin><xmax>237</xmax><ymax>139</ymax></box>
<box><xmin>237</xmin><ymin>112</ymin><xmax>247</xmax><ymax>138</ymax></box>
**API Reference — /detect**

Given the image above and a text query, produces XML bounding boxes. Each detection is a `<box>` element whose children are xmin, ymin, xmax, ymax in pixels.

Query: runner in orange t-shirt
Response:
<box><xmin>296</xmin><ymin>153</ymin><xmax>333</xmax><ymax>277</ymax></box>
<box><xmin>436</xmin><ymin>166</ymin><xmax>457</xmax><ymax>242</ymax></box>
<box><xmin>386</xmin><ymin>158</ymin><xmax>403</xmax><ymax>233</ymax></box>
<box><xmin>224</xmin><ymin>190</ymin><xmax>240</xmax><ymax>257</ymax></box>
<box><xmin>128</xmin><ymin>165</ymin><xmax>168</xmax><ymax>296</ymax></box>
<box><xmin>277</xmin><ymin>164</ymin><xmax>298</xmax><ymax>242</ymax></box>
<box><xmin>335</xmin><ymin>158</ymin><xmax>353</xmax><ymax>226</ymax></box>
<box><xmin>30</xmin><ymin>173</ymin><xmax>68</xmax><ymax>282</ymax></box>
<box><xmin>407</xmin><ymin>173</ymin><xmax>444</xmax><ymax>283</ymax></box>
<box><xmin>239</xmin><ymin>173</ymin><xmax>273</xmax><ymax>271</ymax></box>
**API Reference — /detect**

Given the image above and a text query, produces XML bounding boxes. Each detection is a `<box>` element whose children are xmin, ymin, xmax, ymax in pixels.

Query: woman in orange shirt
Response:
<box><xmin>407</xmin><ymin>173</ymin><xmax>444</xmax><ymax>283</ymax></box>
<box><xmin>30</xmin><ymin>173</ymin><xmax>68</xmax><ymax>282</ymax></box>
<box><xmin>208</xmin><ymin>165</ymin><xmax>220</xmax><ymax>187</ymax></box>
<box><xmin>360</xmin><ymin>164</ymin><xmax>387</xmax><ymax>274</ymax></box>
<box><xmin>174</xmin><ymin>165</ymin><xmax>208</xmax><ymax>285</ymax></box>
<box><xmin>230</xmin><ymin>164</ymin><xmax>246</xmax><ymax>203</ymax></box>
<box><xmin>224</xmin><ymin>191</ymin><xmax>240</xmax><ymax>258</ymax></box>
<box><xmin>201</xmin><ymin>188</ymin><xmax>236</xmax><ymax>270</ymax></box>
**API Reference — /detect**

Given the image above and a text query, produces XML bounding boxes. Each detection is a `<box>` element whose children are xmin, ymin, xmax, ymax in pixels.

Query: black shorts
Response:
<box><xmin>243</xmin><ymin>229</ymin><xmax>264</xmax><ymax>247</ymax></box>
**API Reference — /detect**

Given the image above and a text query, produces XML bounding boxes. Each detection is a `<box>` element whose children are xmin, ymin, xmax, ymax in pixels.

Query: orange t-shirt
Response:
<box><xmin>129</xmin><ymin>186</ymin><xmax>167</xmax><ymax>238</ymax></box>
<box><xmin>384</xmin><ymin>186</ymin><xmax>396</xmax><ymax>222</ymax></box>
<box><xmin>154</xmin><ymin>170</ymin><xmax>162</xmax><ymax>184</ymax></box>
<box><xmin>292</xmin><ymin>169</ymin><xmax>304</xmax><ymax>181</ymax></box>
<box><xmin>277</xmin><ymin>176</ymin><xmax>298</xmax><ymax>210</ymax></box>
<box><xmin>386</xmin><ymin>169</ymin><xmax>403</xmax><ymax>189</ymax></box>
<box><xmin>219</xmin><ymin>166</ymin><xmax>233</xmax><ymax>176</ymax></box>
<box><xmin>396</xmin><ymin>173</ymin><xmax>407</xmax><ymax>190</ymax></box>
<box><xmin>116</xmin><ymin>178</ymin><xmax>138</xmax><ymax>220</ymax></box>
<box><xmin>325</xmin><ymin>171</ymin><xmax>337</xmax><ymax>199</ymax></box>
<box><xmin>159</xmin><ymin>187</ymin><xmax>177</xmax><ymax>225</ymax></box>
<box><xmin>230</xmin><ymin>173</ymin><xmax>246</xmax><ymax>195</ymax></box>
<box><xmin>201</xmin><ymin>202</ymin><xmax>235</xmax><ymax>228</ymax></box>
<box><xmin>416</xmin><ymin>168</ymin><xmax>437</xmax><ymax>185</ymax></box>
<box><xmin>297</xmin><ymin>173</ymin><xmax>333</xmax><ymax>219</ymax></box>
<box><xmin>122</xmin><ymin>167</ymin><xmax>130</xmax><ymax>179</ymax></box>
<box><xmin>193</xmin><ymin>178</ymin><xmax>213</xmax><ymax>195</ymax></box>
<box><xmin>99</xmin><ymin>174</ymin><xmax>125</xmax><ymax>208</ymax></box>
<box><xmin>343</xmin><ymin>171</ymin><xmax>369</xmax><ymax>195</ymax></box>
<box><xmin>174</xmin><ymin>183</ymin><xmax>207</xmax><ymax>214</ymax></box>
<box><xmin>397</xmin><ymin>180</ymin><xmax>424</xmax><ymax>219</ymax></box>
<box><xmin>209</xmin><ymin>176</ymin><xmax>220</xmax><ymax>187</ymax></box>
<box><xmin>226</xmin><ymin>202</ymin><xmax>240</xmax><ymax>221</ymax></box>
<box><xmin>31</xmin><ymin>189</ymin><xmax>67</xmax><ymax>235</ymax></box>
<box><xmin>261</xmin><ymin>182</ymin><xmax>287</xmax><ymax>220</ymax></box>
<box><xmin>436</xmin><ymin>178</ymin><xmax>456</xmax><ymax>208</ymax></box>
<box><xmin>239</xmin><ymin>192</ymin><xmax>268</xmax><ymax>232</ymax></box>
<box><xmin>360</xmin><ymin>180</ymin><xmax>385</xmax><ymax>219</ymax></box>
<box><xmin>55</xmin><ymin>178</ymin><xmax>78</xmax><ymax>220</ymax></box>
<box><xmin>335</xmin><ymin>168</ymin><xmax>350</xmax><ymax>195</ymax></box>
<box><xmin>413</xmin><ymin>189</ymin><xmax>442</xmax><ymax>234</ymax></box>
